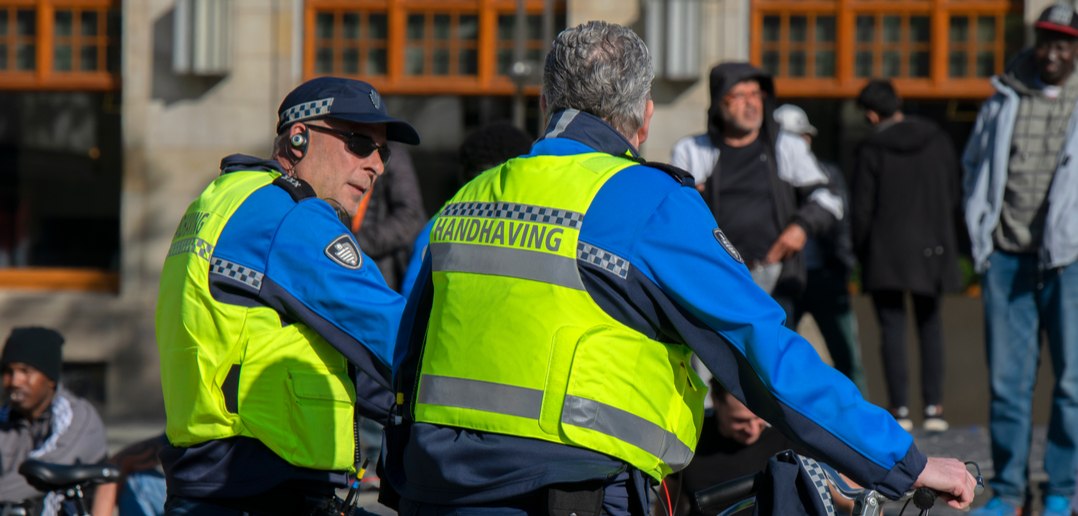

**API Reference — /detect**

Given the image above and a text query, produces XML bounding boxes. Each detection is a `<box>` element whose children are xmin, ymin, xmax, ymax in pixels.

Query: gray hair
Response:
<box><xmin>543</xmin><ymin>21</ymin><xmax>654</xmax><ymax>138</ymax></box>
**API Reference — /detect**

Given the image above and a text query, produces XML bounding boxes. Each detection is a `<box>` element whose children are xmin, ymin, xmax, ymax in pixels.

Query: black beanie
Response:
<box><xmin>1</xmin><ymin>327</ymin><xmax>64</xmax><ymax>382</ymax></box>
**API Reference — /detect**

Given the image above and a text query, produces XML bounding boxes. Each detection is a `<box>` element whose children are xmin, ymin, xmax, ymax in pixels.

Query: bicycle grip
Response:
<box><xmin>692</xmin><ymin>473</ymin><xmax>758</xmax><ymax>514</ymax></box>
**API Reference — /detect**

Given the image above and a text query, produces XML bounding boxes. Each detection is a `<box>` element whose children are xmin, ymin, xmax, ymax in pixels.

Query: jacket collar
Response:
<box><xmin>536</xmin><ymin>109</ymin><xmax>641</xmax><ymax>160</ymax></box>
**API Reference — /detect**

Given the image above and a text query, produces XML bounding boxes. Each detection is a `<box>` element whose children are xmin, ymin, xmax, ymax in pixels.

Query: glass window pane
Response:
<box><xmin>526</xmin><ymin>15</ymin><xmax>542</xmax><ymax>40</ymax></box>
<box><xmin>0</xmin><ymin>11</ymin><xmax>7</xmax><ymax>36</ymax></box>
<box><xmin>107</xmin><ymin>40</ymin><xmax>119</xmax><ymax>73</ymax></box>
<box><xmin>497</xmin><ymin>48</ymin><xmax>511</xmax><ymax>75</ymax></box>
<box><xmin>950</xmin><ymin>16</ymin><xmax>968</xmax><ymax>43</ymax></box>
<box><xmin>816</xmin><ymin>17</ymin><xmax>835</xmax><ymax>43</ymax></box>
<box><xmin>909</xmin><ymin>51</ymin><xmax>929</xmax><ymax>77</ymax></box>
<box><xmin>16</xmin><ymin>43</ymin><xmax>33</xmax><ymax>70</ymax></box>
<box><xmin>0</xmin><ymin>45</ymin><xmax>7</xmax><ymax>69</ymax></box>
<box><xmin>405</xmin><ymin>47</ymin><xmax>424</xmax><ymax>74</ymax></box>
<box><xmin>460</xmin><ymin>15</ymin><xmax>478</xmax><ymax>40</ymax></box>
<box><xmin>80</xmin><ymin>45</ymin><xmax>97</xmax><ymax>71</ymax></box>
<box><xmin>81</xmin><ymin>11</ymin><xmax>98</xmax><ymax>36</ymax></box>
<box><xmin>433</xmin><ymin>48</ymin><xmax>449</xmax><ymax>74</ymax></box>
<box><xmin>856</xmin><ymin>16</ymin><xmax>874</xmax><ymax>43</ymax></box>
<box><xmin>17</xmin><ymin>10</ymin><xmax>35</xmax><ymax>36</ymax></box>
<box><xmin>855</xmin><ymin>50</ymin><xmax>873</xmax><ymax>77</ymax></box>
<box><xmin>977</xmin><ymin>17</ymin><xmax>996</xmax><ymax>43</ymax></box>
<box><xmin>815</xmin><ymin>50</ymin><xmax>835</xmax><ymax>77</ymax></box>
<box><xmin>763</xmin><ymin>16</ymin><xmax>780</xmax><ymax>42</ymax></box>
<box><xmin>910</xmin><ymin>16</ymin><xmax>929</xmax><ymax>43</ymax></box>
<box><xmin>55</xmin><ymin>10</ymin><xmax>72</xmax><ymax>37</ymax></box>
<box><xmin>433</xmin><ymin>15</ymin><xmax>450</xmax><ymax>40</ymax></box>
<box><xmin>976</xmin><ymin>51</ymin><xmax>994</xmax><ymax>76</ymax></box>
<box><xmin>790</xmin><ymin>16</ymin><xmax>807</xmax><ymax>42</ymax></box>
<box><xmin>316</xmin><ymin>13</ymin><xmax>334</xmax><ymax>39</ymax></box>
<box><xmin>762</xmin><ymin>51</ymin><xmax>779</xmax><ymax>76</ymax></box>
<box><xmin>342</xmin><ymin>48</ymin><xmax>359</xmax><ymax>74</ymax></box>
<box><xmin>498</xmin><ymin>15</ymin><xmax>513</xmax><ymax>41</ymax></box>
<box><xmin>460</xmin><ymin>49</ymin><xmax>478</xmax><ymax>75</ymax></box>
<box><xmin>369</xmin><ymin>14</ymin><xmax>387</xmax><ymax>39</ymax></box>
<box><xmin>407</xmin><ymin>14</ymin><xmax>425</xmax><ymax>40</ymax></box>
<box><xmin>883</xmin><ymin>16</ymin><xmax>901</xmax><ymax>43</ymax></box>
<box><xmin>107</xmin><ymin>10</ymin><xmax>120</xmax><ymax>39</ymax></box>
<box><xmin>366</xmin><ymin>49</ymin><xmax>387</xmax><ymax>75</ymax></box>
<box><xmin>789</xmin><ymin>51</ymin><xmax>806</xmax><ymax>76</ymax></box>
<box><xmin>343</xmin><ymin>13</ymin><xmax>359</xmax><ymax>40</ymax></box>
<box><xmin>315</xmin><ymin>47</ymin><xmax>333</xmax><ymax>73</ymax></box>
<box><xmin>54</xmin><ymin>45</ymin><xmax>72</xmax><ymax>71</ymax></box>
<box><xmin>949</xmin><ymin>50</ymin><xmax>967</xmax><ymax>77</ymax></box>
<box><xmin>883</xmin><ymin>51</ymin><xmax>900</xmax><ymax>76</ymax></box>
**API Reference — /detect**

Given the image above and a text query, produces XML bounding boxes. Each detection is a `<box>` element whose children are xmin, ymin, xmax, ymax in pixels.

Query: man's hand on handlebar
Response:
<box><xmin>912</xmin><ymin>457</ymin><xmax>979</xmax><ymax>510</ymax></box>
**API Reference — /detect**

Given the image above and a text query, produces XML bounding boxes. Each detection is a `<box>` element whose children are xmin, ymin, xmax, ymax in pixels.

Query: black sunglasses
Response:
<box><xmin>306</xmin><ymin>124</ymin><xmax>392</xmax><ymax>166</ymax></box>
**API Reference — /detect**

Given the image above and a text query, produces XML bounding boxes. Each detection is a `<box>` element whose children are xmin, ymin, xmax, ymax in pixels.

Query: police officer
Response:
<box><xmin>156</xmin><ymin>77</ymin><xmax>418</xmax><ymax>514</ymax></box>
<box><xmin>386</xmin><ymin>21</ymin><xmax>977</xmax><ymax>515</ymax></box>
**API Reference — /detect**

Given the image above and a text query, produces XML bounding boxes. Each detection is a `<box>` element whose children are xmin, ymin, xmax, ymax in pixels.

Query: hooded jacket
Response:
<box><xmin>963</xmin><ymin>49</ymin><xmax>1078</xmax><ymax>272</ymax></box>
<box><xmin>852</xmin><ymin>116</ymin><xmax>963</xmax><ymax>294</ymax></box>
<box><xmin>671</xmin><ymin>63</ymin><xmax>843</xmax><ymax>296</ymax></box>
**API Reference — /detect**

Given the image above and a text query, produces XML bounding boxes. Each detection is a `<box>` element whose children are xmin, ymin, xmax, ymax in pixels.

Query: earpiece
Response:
<box><xmin>290</xmin><ymin>133</ymin><xmax>307</xmax><ymax>148</ymax></box>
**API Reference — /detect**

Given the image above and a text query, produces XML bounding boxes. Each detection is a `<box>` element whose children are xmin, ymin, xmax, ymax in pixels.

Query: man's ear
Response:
<box><xmin>636</xmin><ymin>99</ymin><xmax>655</xmax><ymax>146</ymax></box>
<box><xmin>288</xmin><ymin>123</ymin><xmax>309</xmax><ymax>159</ymax></box>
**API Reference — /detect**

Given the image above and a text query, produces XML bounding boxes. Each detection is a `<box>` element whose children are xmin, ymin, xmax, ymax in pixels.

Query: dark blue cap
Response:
<box><xmin>277</xmin><ymin>77</ymin><xmax>420</xmax><ymax>145</ymax></box>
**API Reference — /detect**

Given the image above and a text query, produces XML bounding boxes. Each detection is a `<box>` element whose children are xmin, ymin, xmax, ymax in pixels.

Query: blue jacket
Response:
<box><xmin>387</xmin><ymin>111</ymin><xmax>924</xmax><ymax>508</ymax></box>
<box><xmin>962</xmin><ymin>51</ymin><xmax>1078</xmax><ymax>272</ymax></box>
<box><xmin>160</xmin><ymin>154</ymin><xmax>405</xmax><ymax>498</ymax></box>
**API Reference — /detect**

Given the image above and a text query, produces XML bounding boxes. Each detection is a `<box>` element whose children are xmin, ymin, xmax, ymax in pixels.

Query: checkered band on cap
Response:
<box><xmin>280</xmin><ymin>97</ymin><xmax>335</xmax><ymax>126</ymax></box>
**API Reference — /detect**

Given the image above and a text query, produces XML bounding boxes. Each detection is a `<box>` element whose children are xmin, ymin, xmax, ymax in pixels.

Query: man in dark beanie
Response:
<box><xmin>0</xmin><ymin>327</ymin><xmax>106</xmax><ymax>511</ymax></box>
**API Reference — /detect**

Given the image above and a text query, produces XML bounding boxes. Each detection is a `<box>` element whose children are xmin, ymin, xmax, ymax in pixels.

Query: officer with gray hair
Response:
<box><xmin>385</xmin><ymin>20</ymin><xmax>977</xmax><ymax>515</ymax></box>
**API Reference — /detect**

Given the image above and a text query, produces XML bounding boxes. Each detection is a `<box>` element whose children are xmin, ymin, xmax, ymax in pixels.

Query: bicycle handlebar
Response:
<box><xmin>692</xmin><ymin>472</ymin><xmax>758</xmax><ymax>514</ymax></box>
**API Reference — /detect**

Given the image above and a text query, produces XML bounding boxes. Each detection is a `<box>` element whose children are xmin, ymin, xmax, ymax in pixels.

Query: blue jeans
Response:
<box><xmin>983</xmin><ymin>251</ymin><xmax>1078</xmax><ymax>504</ymax></box>
<box><xmin>119</xmin><ymin>471</ymin><xmax>166</xmax><ymax>516</ymax></box>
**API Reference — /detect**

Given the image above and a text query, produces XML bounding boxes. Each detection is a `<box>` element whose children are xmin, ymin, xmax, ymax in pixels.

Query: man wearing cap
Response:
<box><xmin>155</xmin><ymin>76</ymin><xmax>419</xmax><ymax>514</ymax></box>
<box><xmin>670</xmin><ymin>62</ymin><xmax>843</xmax><ymax>326</ymax></box>
<box><xmin>0</xmin><ymin>327</ymin><xmax>107</xmax><ymax>510</ymax></box>
<box><xmin>964</xmin><ymin>4</ymin><xmax>1078</xmax><ymax>516</ymax></box>
<box><xmin>773</xmin><ymin>104</ymin><xmax>866</xmax><ymax>396</ymax></box>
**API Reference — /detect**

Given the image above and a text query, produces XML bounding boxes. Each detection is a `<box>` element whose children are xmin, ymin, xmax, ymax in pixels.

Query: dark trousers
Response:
<box><xmin>794</xmin><ymin>267</ymin><xmax>866</xmax><ymax>394</ymax></box>
<box><xmin>870</xmin><ymin>290</ymin><xmax>944</xmax><ymax>409</ymax></box>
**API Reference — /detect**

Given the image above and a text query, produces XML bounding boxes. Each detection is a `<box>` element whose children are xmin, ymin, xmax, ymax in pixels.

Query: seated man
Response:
<box><xmin>0</xmin><ymin>327</ymin><xmax>108</xmax><ymax>513</ymax></box>
<box><xmin>666</xmin><ymin>379</ymin><xmax>794</xmax><ymax>514</ymax></box>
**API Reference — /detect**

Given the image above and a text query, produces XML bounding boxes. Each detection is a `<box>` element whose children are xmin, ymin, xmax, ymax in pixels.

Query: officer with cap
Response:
<box><xmin>0</xmin><ymin>327</ymin><xmax>107</xmax><ymax>509</ymax></box>
<box><xmin>155</xmin><ymin>76</ymin><xmax>419</xmax><ymax>514</ymax></box>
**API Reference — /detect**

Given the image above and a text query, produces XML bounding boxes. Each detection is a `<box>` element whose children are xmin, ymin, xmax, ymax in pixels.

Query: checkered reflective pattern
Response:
<box><xmin>210</xmin><ymin>258</ymin><xmax>265</xmax><ymax>290</ymax></box>
<box><xmin>577</xmin><ymin>242</ymin><xmax>630</xmax><ymax>279</ymax></box>
<box><xmin>442</xmin><ymin>202</ymin><xmax>583</xmax><ymax>229</ymax></box>
<box><xmin>796</xmin><ymin>454</ymin><xmax>836</xmax><ymax>515</ymax></box>
<box><xmin>279</xmin><ymin>97</ymin><xmax>335</xmax><ymax>125</ymax></box>
<box><xmin>167</xmin><ymin>237</ymin><xmax>215</xmax><ymax>261</ymax></box>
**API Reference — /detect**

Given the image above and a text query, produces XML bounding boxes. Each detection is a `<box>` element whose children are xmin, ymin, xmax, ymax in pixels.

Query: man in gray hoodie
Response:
<box><xmin>963</xmin><ymin>4</ymin><xmax>1078</xmax><ymax>516</ymax></box>
<box><xmin>0</xmin><ymin>327</ymin><xmax>107</xmax><ymax>513</ymax></box>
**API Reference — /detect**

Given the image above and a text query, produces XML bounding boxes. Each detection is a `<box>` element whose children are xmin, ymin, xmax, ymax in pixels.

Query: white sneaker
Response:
<box><xmin>892</xmin><ymin>406</ymin><xmax>914</xmax><ymax>431</ymax></box>
<box><xmin>923</xmin><ymin>405</ymin><xmax>949</xmax><ymax>432</ymax></box>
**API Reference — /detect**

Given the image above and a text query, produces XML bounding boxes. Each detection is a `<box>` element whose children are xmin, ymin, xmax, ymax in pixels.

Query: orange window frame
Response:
<box><xmin>751</xmin><ymin>0</ymin><xmax>1016</xmax><ymax>98</ymax></box>
<box><xmin>304</xmin><ymin>0</ymin><xmax>562</xmax><ymax>95</ymax></box>
<box><xmin>0</xmin><ymin>0</ymin><xmax>120</xmax><ymax>91</ymax></box>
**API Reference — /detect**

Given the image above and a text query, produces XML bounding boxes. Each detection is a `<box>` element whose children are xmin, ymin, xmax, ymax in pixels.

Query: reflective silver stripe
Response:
<box><xmin>545</xmin><ymin>108</ymin><xmax>579</xmax><ymax>139</ymax></box>
<box><xmin>430</xmin><ymin>242</ymin><xmax>585</xmax><ymax>291</ymax></box>
<box><xmin>417</xmin><ymin>375</ymin><xmax>542</xmax><ymax>419</ymax></box>
<box><xmin>167</xmin><ymin>236</ymin><xmax>215</xmax><ymax>260</ymax></box>
<box><xmin>562</xmin><ymin>395</ymin><xmax>695</xmax><ymax>471</ymax></box>
<box><xmin>416</xmin><ymin>374</ymin><xmax>694</xmax><ymax>470</ymax></box>
<box><xmin>441</xmin><ymin>202</ymin><xmax>583</xmax><ymax>229</ymax></box>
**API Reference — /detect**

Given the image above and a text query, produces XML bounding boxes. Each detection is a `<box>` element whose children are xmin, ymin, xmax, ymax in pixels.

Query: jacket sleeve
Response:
<box><xmin>629</xmin><ymin>185</ymin><xmax>924</xmax><ymax>498</ymax></box>
<box><xmin>214</xmin><ymin>188</ymin><xmax>406</xmax><ymax>420</ymax></box>
<box><xmin>850</xmin><ymin>143</ymin><xmax>879</xmax><ymax>257</ymax></box>
<box><xmin>776</xmin><ymin>134</ymin><xmax>842</xmax><ymax>235</ymax></box>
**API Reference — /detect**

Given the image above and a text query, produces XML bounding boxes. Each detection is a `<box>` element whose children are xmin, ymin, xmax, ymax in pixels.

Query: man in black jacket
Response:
<box><xmin>852</xmin><ymin>79</ymin><xmax>962</xmax><ymax>433</ymax></box>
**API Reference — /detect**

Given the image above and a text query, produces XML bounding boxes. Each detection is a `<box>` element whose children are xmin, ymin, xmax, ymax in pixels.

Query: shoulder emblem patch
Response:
<box><xmin>713</xmin><ymin>228</ymin><xmax>744</xmax><ymax>264</ymax></box>
<box><xmin>325</xmin><ymin>234</ymin><xmax>362</xmax><ymax>269</ymax></box>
